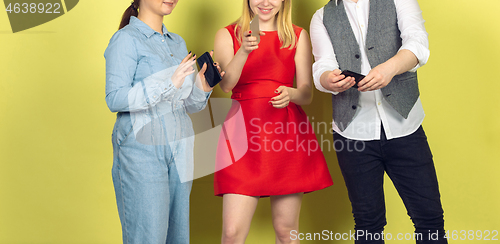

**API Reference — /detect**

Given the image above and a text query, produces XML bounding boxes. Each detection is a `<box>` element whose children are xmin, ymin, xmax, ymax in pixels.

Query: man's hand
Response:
<box><xmin>357</xmin><ymin>62</ymin><xmax>397</xmax><ymax>92</ymax></box>
<box><xmin>320</xmin><ymin>69</ymin><xmax>356</xmax><ymax>93</ymax></box>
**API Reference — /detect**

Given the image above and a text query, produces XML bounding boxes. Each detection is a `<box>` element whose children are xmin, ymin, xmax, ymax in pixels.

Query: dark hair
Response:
<box><xmin>119</xmin><ymin>0</ymin><xmax>140</xmax><ymax>29</ymax></box>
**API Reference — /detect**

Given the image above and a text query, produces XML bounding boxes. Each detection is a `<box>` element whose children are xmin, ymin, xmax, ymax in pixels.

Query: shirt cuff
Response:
<box><xmin>159</xmin><ymin>79</ymin><xmax>179</xmax><ymax>101</ymax></box>
<box><xmin>191</xmin><ymin>84</ymin><xmax>212</xmax><ymax>102</ymax></box>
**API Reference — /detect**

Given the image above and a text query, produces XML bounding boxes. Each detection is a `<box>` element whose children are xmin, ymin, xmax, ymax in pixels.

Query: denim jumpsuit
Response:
<box><xmin>104</xmin><ymin>16</ymin><xmax>211</xmax><ymax>244</ymax></box>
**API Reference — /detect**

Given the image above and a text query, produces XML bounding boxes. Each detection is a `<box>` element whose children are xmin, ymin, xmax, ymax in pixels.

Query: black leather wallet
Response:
<box><xmin>341</xmin><ymin>70</ymin><xmax>365</xmax><ymax>88</ymax></box>
<box><xmin>196</xmin><ymin>52</ymin><xmax>222</xmax><ymax>87</ymax></box>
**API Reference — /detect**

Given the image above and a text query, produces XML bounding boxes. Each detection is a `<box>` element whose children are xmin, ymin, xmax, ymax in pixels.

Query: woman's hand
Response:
<box><xmin>197</xmin><ymin>51</ymin><xmax>226</xmax><ymax>92</ymax></box>
<box><xmin>240</xmin><ymin>31</ymin><xmax>265</xmax><ymax>54</ymax></box>
<box><xmin>270</xmin><ymin>86</ymin><xmax>294</xmax><ymax>109</ymax></box>
<box><xmin>172</xmin><ymin>53</ymin><xmax>197</xmax><ymax>88</ymax></box>
<box><xmin>214</xmin><ymin>28</ymin><xmax>265</xmax><ymax>93</ymax></box>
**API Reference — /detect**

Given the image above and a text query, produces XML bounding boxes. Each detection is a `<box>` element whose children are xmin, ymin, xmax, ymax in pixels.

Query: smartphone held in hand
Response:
<box><xmin>197</xmin><ymin>52</ymin><xmax>222</xmax><ymax>88</ymax></box>
<box><xmin>341</xmin><ymin>70</ymin><xmax>365</xmax><ymax>88</ymax></box>
<box><xmin>250</xmin><ymin>15</ymin><xmax>260</xmax><ymax>43</ymax></box>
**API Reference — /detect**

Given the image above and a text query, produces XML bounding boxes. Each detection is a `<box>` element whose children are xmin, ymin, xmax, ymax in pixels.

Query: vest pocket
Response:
<box><xmin>394</xmin><ymin>72</ymin><xmax>417</xmax><ymax>82</ymax></box>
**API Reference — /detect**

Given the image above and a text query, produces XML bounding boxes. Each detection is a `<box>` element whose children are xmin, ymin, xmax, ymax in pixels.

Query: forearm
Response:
<box><xmin>358</xmin><ymin>50</ymin><xmax>420</xmax><ymax>92</ymax></box>
<box><xmin>383</xmin><ymin>49</ymin><xmax>419</xmax><ymax>76</ymax></box>
<box><xmin>290</xmin><ymin>84</ymin><xmax>313</xmax><ymax>105</ymax></box>
<box><xmin>218</xmin><ymin>48</ymin><xmax>249</xmax><ymax>93</ymax></box>
<box><xmin>106</xmin><ymin>78</ymin><xmax>176</xmax><ymax>113</ymax></box>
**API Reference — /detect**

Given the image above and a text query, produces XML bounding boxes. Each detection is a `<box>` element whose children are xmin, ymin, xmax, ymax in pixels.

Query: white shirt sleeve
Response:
<box><xmin>310</xmin><ymin>8</ymin><xmax>339</xmax><ymax>95</ymax></box>
<box><xmin>395</xmin><ymin>0</ymin><xmax>430</xmax><ymax>72</ymax></box>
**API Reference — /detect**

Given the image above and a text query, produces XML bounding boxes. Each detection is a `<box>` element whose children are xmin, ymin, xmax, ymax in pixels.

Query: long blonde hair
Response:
<box><xmin>234</xmin><ymin>0</ymin><xmax>297</xmax><ymax>49</ymax></box>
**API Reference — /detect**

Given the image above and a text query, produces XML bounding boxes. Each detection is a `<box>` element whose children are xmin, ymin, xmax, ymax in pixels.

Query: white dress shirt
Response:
<box><xmin>310</xmin><ymin>0</ymin><xmax>430</xmax><ymax>141</ymax></box>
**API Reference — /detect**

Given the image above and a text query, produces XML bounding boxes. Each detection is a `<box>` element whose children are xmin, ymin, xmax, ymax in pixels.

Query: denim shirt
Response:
<box><xmin>104</xmin><ymin>16</ymin><xmax>211</xmax><ymax>182</ymax></box>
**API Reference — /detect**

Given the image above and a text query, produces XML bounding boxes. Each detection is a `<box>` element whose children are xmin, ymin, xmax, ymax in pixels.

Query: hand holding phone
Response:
<box><xmin>340</xmin><ymin>70</ymin><xmax>365</xmax><ymax>89</ymax></box>
<box><xmin>197</xmin><ymin>52</ymin><xmax>223</xmax><ymax>87</ymax></box>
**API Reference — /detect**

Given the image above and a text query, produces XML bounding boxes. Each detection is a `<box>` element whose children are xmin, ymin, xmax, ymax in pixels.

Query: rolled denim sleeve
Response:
<box><xmin>104</xmin><ymin>31</ymin><xmax>178</xmax><ymax>113</ymax></box>
<box><xmin>185</xmin><ymin>82</ymin><xmax>212</xmax><ymax>114</ymax></box>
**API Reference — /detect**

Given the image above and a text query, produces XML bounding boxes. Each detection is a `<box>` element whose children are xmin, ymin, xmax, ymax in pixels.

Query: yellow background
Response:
<box><xmin>0</xmin><ymin>0</ymin><xmax>499</xmax><ymax>243</ymax></box>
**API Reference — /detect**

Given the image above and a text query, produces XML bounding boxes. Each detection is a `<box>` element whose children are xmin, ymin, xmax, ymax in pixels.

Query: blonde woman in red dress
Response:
<box><xmin>213</xmin><ymin>0</ymin><xmax>333</xmax><ymax>243</ymax></box>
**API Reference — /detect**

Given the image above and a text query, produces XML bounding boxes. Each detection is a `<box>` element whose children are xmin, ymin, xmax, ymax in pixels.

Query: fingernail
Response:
<box><xmin>189</xmin><ymin>51</ymin><xmax>192</xmax><ymax>54</ymax></box>
<box><xmin>249</xmin><ymin>31</ymin><xmax>252</xmax><ymax>34</ymax></box>
<box><xmin>275</xmin><ymin>90</ymin><xmax>279</xmax><ymax>93</ymax></box>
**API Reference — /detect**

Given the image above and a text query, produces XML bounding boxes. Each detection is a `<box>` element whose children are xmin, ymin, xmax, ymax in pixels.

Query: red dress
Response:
<box><xmin>214</xmin><ymin>24</ymin><xmax>333</xmax><ymax>197</ymax></box>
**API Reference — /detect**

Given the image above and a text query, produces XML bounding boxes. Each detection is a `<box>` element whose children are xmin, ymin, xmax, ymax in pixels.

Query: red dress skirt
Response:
<box><xmin>214</xmin><ymin>24</ymin><xmax>333</xmax><ymax>197</ymax></box>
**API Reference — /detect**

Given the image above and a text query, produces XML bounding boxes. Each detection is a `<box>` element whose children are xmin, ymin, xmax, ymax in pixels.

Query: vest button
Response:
<box><xmin>352</xmin><ymin>105</ymin><xmax>357</xmax><ymax>109</ymax></box>
<box><xmin>355</xmin><ymin>54</ymin><xmax>360</xmax><ymax>59</ymax></box>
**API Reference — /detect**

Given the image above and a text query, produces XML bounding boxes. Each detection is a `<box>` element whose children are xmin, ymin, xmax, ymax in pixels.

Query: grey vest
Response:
<box><xmin>323</xmin><ymin>0</ymin><xmax>420</xmax><ymax>131</ymax></box>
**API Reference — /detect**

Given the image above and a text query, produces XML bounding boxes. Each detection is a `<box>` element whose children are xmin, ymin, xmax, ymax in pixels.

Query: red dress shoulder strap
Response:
<box><xmin>292</xmin><ymin>25</ymin><xmax>304</xmax><ymax>44</ymax></box>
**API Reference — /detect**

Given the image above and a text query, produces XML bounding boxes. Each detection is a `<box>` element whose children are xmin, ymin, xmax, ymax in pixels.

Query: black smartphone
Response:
<box><xmin>340</xmin><ymin>70</ymin><xmax>365</xmax><ymax>88</ymax></box>
<box><xmin>196</xmin><ymin>52</ymin><xmax>222</xmax><ymax>88</ymax></box>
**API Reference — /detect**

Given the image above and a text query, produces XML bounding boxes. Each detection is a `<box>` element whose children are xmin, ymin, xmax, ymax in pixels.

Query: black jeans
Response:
<box><xmin>333</xmin><ymin>126</ymin><xmax>447</xmax><ymax>244</ymax></box>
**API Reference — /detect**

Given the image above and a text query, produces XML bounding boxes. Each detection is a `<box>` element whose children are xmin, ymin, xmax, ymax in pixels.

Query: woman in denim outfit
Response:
<box><xmin>104</xmin><ymin>0</ymin><xmax>221</xmax><ymax>243</ymax></box>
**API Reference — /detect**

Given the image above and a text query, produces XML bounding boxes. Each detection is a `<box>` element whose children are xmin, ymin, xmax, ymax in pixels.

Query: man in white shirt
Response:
<box><xmin>310</xmin><ymin>0</ymin><xmax>447</xmax><ymax>243</ymax></box>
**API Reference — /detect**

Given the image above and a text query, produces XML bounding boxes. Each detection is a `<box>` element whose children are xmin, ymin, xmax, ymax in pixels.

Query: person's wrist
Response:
<box><xmin>203</xmin><ymin>80</ymin><xmax>213</xmax><ymax>92</ymax></box>
<box><xmin>288</xmin><ymin>87</ymin><xmax>297</xmax><ymax>102</ymax></box>
<box><xmin>172</xmin><ymin>78</ymin><xmax>182</xmax><ymax>88</ymax></box>
<box><xmin>320</xmin><ymin>71</ymin><xmax>332</xmax><ymax>91</ymax></box>
<box><xmin>380</xmin><ymin>61</ymin><xmax>397</xmax><ymax>77</ymax></box>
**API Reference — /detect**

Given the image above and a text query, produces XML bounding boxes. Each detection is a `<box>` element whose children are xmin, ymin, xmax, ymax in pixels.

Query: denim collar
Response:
<box><xmin>129</xmin><ymin>16</ymin><xmax>170</xmax><ymax>38</ymax></box>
